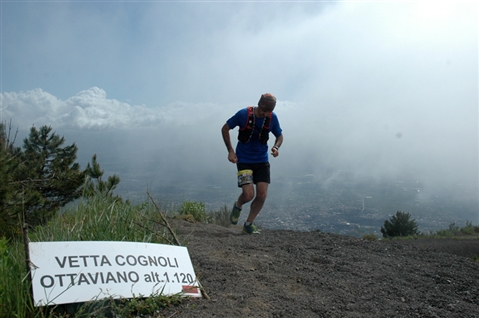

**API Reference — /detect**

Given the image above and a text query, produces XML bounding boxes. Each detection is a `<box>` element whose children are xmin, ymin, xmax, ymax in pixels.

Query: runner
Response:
<box><xmin>221</xmin><ymin>93</ymin><xmax>283</xmax><ymax>234</ymax></box>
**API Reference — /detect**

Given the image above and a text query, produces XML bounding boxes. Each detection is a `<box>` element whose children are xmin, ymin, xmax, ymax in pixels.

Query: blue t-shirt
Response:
<box><xmin>227</xmin><ymin>107</ymin><xmax>282</xmax><ymax>163</ymax></box>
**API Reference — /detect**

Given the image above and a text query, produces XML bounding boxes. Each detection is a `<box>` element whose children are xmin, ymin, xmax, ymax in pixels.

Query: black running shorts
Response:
<box><xmin>236</xmin><ymin>162</ymin><xmax>270</xmax><ymax>187</ymax></box>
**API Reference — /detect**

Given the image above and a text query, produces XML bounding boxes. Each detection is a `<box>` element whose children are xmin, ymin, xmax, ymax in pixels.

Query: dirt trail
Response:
<box><xmin>159</xmin><ymin>221</ymin><xmax>479</xmax><ymax>318</ymax></box>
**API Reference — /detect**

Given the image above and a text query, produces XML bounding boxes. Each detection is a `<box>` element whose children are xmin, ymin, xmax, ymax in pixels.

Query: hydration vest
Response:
<box><xmin>238</xmin><ymin>106</ymin><xmax>272</xmax><ymax>144</ymax></box>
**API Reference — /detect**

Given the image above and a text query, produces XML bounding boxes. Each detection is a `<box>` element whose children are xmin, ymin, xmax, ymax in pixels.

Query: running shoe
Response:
<box><xmin>230</xmin><ymin>202</ymin><xmax>242</xmax><ymax>225</ymax></box>
<box><xmin>243</xmin><ymin>223</ymin><xmax>260</xmax><ymax>234</ymax></box>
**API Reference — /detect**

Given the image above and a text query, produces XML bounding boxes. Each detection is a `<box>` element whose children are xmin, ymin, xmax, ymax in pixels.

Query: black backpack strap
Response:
<box><xmin>238</xmin><ymin>107</ymin><xmax>255</xmax><ymax>143</ymax></box>
<box><xmin>263</xmin><ymin>112</ymin><xmax>272</xmax><ymax>129</ymax></box>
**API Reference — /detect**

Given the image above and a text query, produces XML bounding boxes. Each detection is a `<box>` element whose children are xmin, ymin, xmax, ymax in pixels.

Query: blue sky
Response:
<box><xmin>1</xmin><ymin>1</ymin><xmax>478</xmax><ymax>209</ymax></box>
<box><xmin>2</xmin><ymin>1</ymin><xmax>334</xmax><ymax>105</ymax></box>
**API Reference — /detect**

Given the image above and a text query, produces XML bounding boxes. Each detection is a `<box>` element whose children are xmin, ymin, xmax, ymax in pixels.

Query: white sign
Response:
<box><xmin>29</xmin><ymin>241</ymin><xmax>201</xmax><ymax>306</ymax></box>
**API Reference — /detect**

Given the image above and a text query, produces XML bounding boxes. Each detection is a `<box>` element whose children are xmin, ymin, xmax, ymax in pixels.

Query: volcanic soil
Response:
<box><xmin>159</xmin><ymin>220</ymin><xmax>479</xmax><ymax>318</ymax></box>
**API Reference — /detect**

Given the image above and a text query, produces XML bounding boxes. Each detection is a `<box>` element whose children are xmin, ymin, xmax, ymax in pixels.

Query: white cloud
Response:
<box><xmin>2</xmin><ymin>87</ymin><xmax>168</xmax><ymax>130</ymax></box>
<box><xmin>1</xmin><ymin>2</ymin><xmax>477</xmax><ymax>209</ymax></box>
<box><xmin>2</xmin><ymin>85</ymin><xmax>476</xmax><ymax>194</ymax></box>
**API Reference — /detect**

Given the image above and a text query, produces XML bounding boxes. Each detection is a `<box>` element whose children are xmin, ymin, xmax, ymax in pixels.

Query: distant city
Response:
<box><xmin>112</xmin><ymin>168</ymin><xmax>478</xmax><ymax>237</ymax></box>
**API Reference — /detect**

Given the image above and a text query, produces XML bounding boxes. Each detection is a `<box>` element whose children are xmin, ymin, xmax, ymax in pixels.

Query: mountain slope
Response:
<box><xmin>159</xmin><ymin>221</ymin><xmax>479</xmax><ymax>318</ymax></box>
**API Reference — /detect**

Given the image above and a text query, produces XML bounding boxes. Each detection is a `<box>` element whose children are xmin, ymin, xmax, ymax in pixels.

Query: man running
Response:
<box><xmin>221</xmin><ymin>93</ymin><xmax>283</xmax><ymax>234</ymax></box>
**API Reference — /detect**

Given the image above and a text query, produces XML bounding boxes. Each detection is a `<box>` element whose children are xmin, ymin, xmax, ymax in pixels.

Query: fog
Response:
<box><xmin>1</xmin><ymin>2</ymin><xmax>477</xmax><ymax>226</ymax></box>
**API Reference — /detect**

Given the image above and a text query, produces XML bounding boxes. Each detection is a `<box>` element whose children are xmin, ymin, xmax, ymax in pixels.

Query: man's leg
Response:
<box><xmin>246</xmin><ymin>182</ymin><xmax>269</xmax><ymax>223</ymax></box>
<box><xmin>231</xmin><ymin>169</ymin><xmax>256</xmax><ymax>225</ymax></box>
<box><xmin>237</xmin><ymin>183</ymin><xmax>255</xmax><ymax>208</ymax></box>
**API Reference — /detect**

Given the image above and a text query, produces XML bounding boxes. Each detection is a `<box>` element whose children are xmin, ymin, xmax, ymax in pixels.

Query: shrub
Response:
<box><xmin>434</xmin><ymin>229</ymin><xmax>454</xmax><ymax>238</ymax></box>
<box><xmin>362</xmin><ymin>233</ymin><xmax>378</xmax><ymax>241</ymax></box>
<box><xmin>176</xmin><ymin>203</ymin><xmax>231</xmax><ymax>227</ymax></box>
<box><xmin>461</xmin><ymin>220</ymin><xmax>475</xmax><ymax>235</ymax></box>
<box><xmin>448</xmin><ymin>222</ymin><xmax>460</xmax><ymax>234</ymax></box>
<box><xmin>380</xmin><ymin>211</ymin><xmax>419</xmax><ymax>238</ymax></box>
<box><xmin>208</xmin><ymin>205</ymin><xmax>231</xmax><ymax>227</ymax></box>
<box><xmin>177</xmin><ymin>201</ymin><xmax>207</xmax><ymax>222</ymax></box>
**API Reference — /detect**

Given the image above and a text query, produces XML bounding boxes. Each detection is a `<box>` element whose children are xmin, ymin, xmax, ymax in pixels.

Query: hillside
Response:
<box><xmin>158</xmin><ymin>220</ymin><xmax>479</xmax><ymax>318</ymax></box>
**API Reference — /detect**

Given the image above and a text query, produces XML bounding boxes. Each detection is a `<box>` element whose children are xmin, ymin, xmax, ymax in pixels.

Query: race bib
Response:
<box><xmin>237</xmin><ymin>169</ymin><xmax>253</xmax><ymax>187</ymax></box>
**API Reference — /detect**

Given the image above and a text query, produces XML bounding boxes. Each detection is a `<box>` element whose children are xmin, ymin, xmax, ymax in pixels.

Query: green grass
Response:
<box><xmin>427</xmin><ymin>221</ymin><xmax>479</xmax><ymax>239</ymax></box>
<box><xmin>0</xmin><ymin>237</ymin><xmax>36</xmax><ymax>318</ymax></box>
<box><xmin>378</xmin><ymin>220</ymin><xmax>479</xmax><ymax>241</ymax></box>
<box><xmin>176</xmin><ymin>202</ymin><xmax>231</xmax><ymax>228</ymax></box>
<box><xmin>361</xmin><ymin>233</ymin><xmax>378</xmax><ymax>241</ymax></box>
<box><xmin>30</xmin><ymin>196</ymin><xmax>171</xmax><ymax>243</ymax></box>
<box><xmin>177</xmin><ymin>201</ymin><xmax>207</xmax><ymax>222</ymax></box>
<box><xmin>1</xmin><ymin>195</ymin><xmax>230</xmax><ymax>317</ymax></box>
<box><xmin>207</xmin><ymin>204</ymin><xmax>231</xmax><ymax>227</ymax></box>
<box><xmin>0</xmin><ymin>194</ymin><xmax>190</xmax><ymax>318</ymax></box>
<box><xmin>4</xmin><ymin>194</ymin><xmax>478</xmax><ymax>316</ymax></box>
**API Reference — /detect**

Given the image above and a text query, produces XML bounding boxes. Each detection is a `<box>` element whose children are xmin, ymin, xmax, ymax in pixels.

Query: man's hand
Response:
<box><xmin>222</xmin><ymin>123</ymin><xmax>238</xmax><ymax>163</ymax></box>
<box><xmin>228</xmin><ymin>150</ymin><xmax>238</xmax><ymax>163</ymax></box>
<box><xmin>271</xmin><ymin>135</ymin><xmax>283</xmax><ymax>159</ymax></box>
<box><xmin>271</xmin><ymin>147</ymin><xmax>279</xmax><ymax>158</ymax></box>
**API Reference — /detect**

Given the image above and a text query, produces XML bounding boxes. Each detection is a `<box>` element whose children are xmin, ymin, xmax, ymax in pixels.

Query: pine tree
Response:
<box><xmin>380</xmin><ymin>211</ymin><xmax>419</xmax><ymax>238</ymax></box>
<box><xmin>0</xmin><ymin>121</ymin><xmax>24</xmax><ymax>238</ymax></box>
<box><xmin>1</xmin><ymin>122</ymin><xmax>121</xmax><ymax>236</ymax></box>
<box><xmin>20</xmin><ymin>125</ymin><xmax>85</xmax><ymax>226</ymax></box>
<box><xmin>84</xmin><ymin>154</ymin><xmax>121</xmax><ymax>199</ymax></box>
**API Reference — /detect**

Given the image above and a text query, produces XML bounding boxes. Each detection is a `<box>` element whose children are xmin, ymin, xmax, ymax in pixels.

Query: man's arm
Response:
<box><xmin>221</xmin><ymin>123</ymin><xmax>238</xmax><ymax>163</ymax></box>
<box><xmin>271</xmin><ymin>134</ymin><xmax>283</xmax><ymax>158</ymax></box>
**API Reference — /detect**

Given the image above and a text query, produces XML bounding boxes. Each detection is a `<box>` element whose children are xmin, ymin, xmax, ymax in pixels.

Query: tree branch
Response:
<box><xmin>147</xmin><ymin>192</ymin><xmax>210</xmax><ymax>300</ymax></box>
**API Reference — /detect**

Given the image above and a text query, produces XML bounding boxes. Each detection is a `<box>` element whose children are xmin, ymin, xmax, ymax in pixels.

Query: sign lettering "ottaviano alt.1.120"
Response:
<box><xmin>29</xmin><ymin>241</ymin><xmax>201</xmax><ymax>306</ymax></box>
